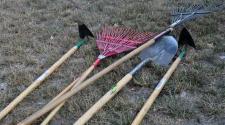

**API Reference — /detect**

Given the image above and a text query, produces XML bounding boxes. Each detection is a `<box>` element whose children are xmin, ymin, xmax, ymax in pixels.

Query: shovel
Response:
<box><xmin>73</xmin><ymin>35</ymin><xmax>178</xmax><ymax>125</ymax></box>
<box><xmin>0</xmin><ymin>22</ymin><xmax>94</xmax><ymax>120</ymax></box>
<box><xmin>131</xmin><ymin>27</ymin><xmax>196</xmax><ymax>125</ymax></box>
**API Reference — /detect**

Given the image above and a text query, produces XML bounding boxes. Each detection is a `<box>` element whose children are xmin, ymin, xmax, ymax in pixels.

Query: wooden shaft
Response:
<box><xmin>49</xmin><ymin>78</ymin><xmax>80</xmax><ymax>104</ymax></box>
<box><xmin>40</xmin><ymin>102</ymin><xmax>65</xmax><ymax>125</ymax></box>
<box><xmin>0</xmin><ymin>46</ymin><xmax>78</xmax><ymax>120</ymax></box>
<box><xmin>71</xmin><ymin>65</ymin><xmax>95</xmax><ymax>90</ymax></box>
<box><xmin>131</xmin><ymin>57</ymin><xmax>181</xmax><ymax>125</ymax></box>
<box><xmin>18</xmin><ymin>28</ymin><xmax>173</xmax><ymax>125</ymax></box>
<box><xmin>40</xmin><ymin>78</ymin><xmax>79</xmax><ymax>125</ymax></box>
<box><xmin>74</xmin><ymin>74</ymin><xmax>133</xmax><ymax>125</ymax></box>
<box><xmin>41</xmin><ymin>65</ymin><xmax>95</xmax><ymax>125</ymax></box>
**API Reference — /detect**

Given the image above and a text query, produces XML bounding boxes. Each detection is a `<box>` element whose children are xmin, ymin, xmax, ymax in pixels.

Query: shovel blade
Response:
<box><xmin>139</xmin><ymin>36</ymin><xmax>178</xmax><ymax>66</ymax></box>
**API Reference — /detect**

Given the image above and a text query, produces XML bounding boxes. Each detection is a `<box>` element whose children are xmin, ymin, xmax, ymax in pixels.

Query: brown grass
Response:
<box><xmin>0</xmin><ymin>0</ymin><xmax>224</xmax><ymax>125</ymax></box>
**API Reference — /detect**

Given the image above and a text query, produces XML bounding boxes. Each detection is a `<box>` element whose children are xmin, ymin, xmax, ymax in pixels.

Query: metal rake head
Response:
<box><xmin>170</xmin><ymin>0</ymin><xmax>224</xmax><ymax>27</ymax></box>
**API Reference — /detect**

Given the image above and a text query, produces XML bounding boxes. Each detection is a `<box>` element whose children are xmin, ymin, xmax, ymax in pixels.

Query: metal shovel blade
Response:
<box><xmin>139</xmin><ymin>36</ymin><xmax>178</xmax><ymax>66</ymax></box>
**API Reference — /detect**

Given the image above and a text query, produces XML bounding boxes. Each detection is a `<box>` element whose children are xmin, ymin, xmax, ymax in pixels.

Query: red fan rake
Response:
<box><xmin>96</xmin><ymin>26</ymin><xmax>154</xmax><ymax>59</ymax></box>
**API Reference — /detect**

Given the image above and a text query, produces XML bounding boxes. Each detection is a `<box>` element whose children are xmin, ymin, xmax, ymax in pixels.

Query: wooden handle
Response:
<box><xmin>40</xmin><ymin>102</ymin><xmax>65</xmax><ymax>125</ymax></box>
<box><xmin>19</xmin><ymin>28</ymin><xmax>172</xmax><ymax>125</ymax></box>
<box><xmin>40</xmin><ymin>78</ymin><xmax>79</xmax><ymax>125</ymax></box>
<box><xmin>72</xmin><ymin>65</ymin><xmax>95</xmax><ymax>90</ymax></box>
<box><xmin>131</xmin><ymin>57</ymin><xmax>181</xmax><ymax>125</ymax></box>
<box><xmin>41</xmin><ymin>65</ymin><xmax>95</xmax><ymax>125</ymax></box>
<box><xmin>74</xmin><ymin>74</ymin><xmax>133</xmax><ymax>125</ymax></box>
<box><xmin>0</xmin><ymin>46</ymin><xmax>78</xmax><ymax>120</ymax></box>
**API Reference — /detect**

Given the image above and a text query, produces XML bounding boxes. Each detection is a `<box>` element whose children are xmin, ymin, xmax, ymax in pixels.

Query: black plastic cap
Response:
<box><xmin>78</xmin><ymin>23</ymin><xmax>94</xmax><ymax>39</ymax></box>
<box><xmin>178</xmin><ymin>28</ymin><xmax>196</xmax><ymax>48</ymax></box>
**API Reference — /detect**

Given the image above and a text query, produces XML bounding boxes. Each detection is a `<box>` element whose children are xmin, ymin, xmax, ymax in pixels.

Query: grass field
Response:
<box><xmin>0</xmin><ymin>0</ymin><xmax>225</xmax><ymax>125</ymax></box>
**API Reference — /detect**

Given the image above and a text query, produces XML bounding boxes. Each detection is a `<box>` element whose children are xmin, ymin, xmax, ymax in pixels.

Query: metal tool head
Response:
<box><xmin>139</xmin><ymin>36</ymin><xmax>178</xmax><ymax>66</ymax></box>
<box><xmin>178</xmin><ymin>27</ymin><xmax>196</xmax><ymax>48</ymax></box>
<box><xmin>78</xmin><ymin>21</ymin><xmax>94</xmax><ymax>39</ymax></box>
<box><xmin>170</xmin><ymin>1</ymin><xmax>224</xmax><ymax>27</ymax></box>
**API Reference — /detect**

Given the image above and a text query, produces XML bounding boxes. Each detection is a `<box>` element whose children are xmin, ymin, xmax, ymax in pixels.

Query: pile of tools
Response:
<box><xmin>0</xmin><ymin>1</ymin><xmax>224</xmax><ymax>125</ymax></box>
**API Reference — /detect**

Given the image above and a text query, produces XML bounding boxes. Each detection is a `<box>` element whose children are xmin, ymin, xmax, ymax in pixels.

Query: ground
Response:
<box><xmin>0</xmin><ymin>0</ymin><xmax>225</xmax><ymax>125</ymax></box>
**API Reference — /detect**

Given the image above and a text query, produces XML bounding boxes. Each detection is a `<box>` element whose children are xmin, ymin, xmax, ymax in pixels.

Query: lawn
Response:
<box><xmin>0</xmin><ymin>0</ymin><xmax>224</xmax><ymax>125</ymax></box>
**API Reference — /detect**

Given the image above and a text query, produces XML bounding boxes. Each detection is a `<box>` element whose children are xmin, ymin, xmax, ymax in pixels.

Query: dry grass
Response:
<box><xmin>0</xmin><ymin>0</ymin><xmax>225</xmax><ymax>125</ymax></box>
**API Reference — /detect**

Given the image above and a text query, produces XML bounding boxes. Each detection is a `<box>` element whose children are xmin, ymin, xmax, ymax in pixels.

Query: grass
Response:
<box><xmin>0</xmin><ymin>0</ymin><xmax>225</xmax><ymax>125</ymax></box>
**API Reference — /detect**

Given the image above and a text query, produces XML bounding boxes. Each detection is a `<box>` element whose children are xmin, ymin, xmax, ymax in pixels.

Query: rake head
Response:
<box><xmin>170</xmin><ymin>1</ymin><xmax>224</xmax><ymax>27</ymax></box>
<box><xmin>96</xmin><ymin>26</ymin><xmax>155</xmax><ymax>59</ymax></box>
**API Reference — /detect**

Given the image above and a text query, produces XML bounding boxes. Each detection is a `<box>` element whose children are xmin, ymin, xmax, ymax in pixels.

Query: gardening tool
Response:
<box><xmin>18</xmin><ymin>2</ymin><xmax>224</xmax><ymax>124</ymax></box>
<box><xmin>131</xmin><ymin>27</ymin><xmax>196</xmax><ymax>125</ymax></box>
<box><xmin>40</xmin><ymin>26</ymin><xmax>155</xmax><ymax>125</ymax></box>
<box><xmin>0</xmin><ymin>23</ymin><xmax>94</xmax><ymax>120</ymax></box>
<box><xmin>73</xmin><ymin>34</ymin><xmax>178</xmax><ymax>125</ymax></box>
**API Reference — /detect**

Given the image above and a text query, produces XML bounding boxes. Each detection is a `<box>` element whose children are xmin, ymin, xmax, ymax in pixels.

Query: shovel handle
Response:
<box><xmin>131</xmin><ymin>57</ymin><xmax>182</xmax><ymax>125</ymax></box>
<box><xmin>0</xmin><ymin>46</ymin><xmax>78</xmax><ymax>120</ymax></box>
<box><xmin>74</xmin><ymin>74</ymin><xmax>133</xmax><ymax>125</ymax></box>
<box><xmin>41</xmin><ymin>61</ymin><xmax>97</xmax><ymax>125</ymax></box>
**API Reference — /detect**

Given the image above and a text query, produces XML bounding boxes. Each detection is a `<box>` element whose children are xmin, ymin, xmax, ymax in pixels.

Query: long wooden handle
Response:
<box><xmin>74</xmin><ymin>74</ymin><xmax>133</xmax><ymax>125</ymax></box>
<box><xmin>0</xmin><ymin>46</ymin><xmax>78</xmax><ymax>120</ymax></box>
<box><xmin>40</xmin><ymin>102</ymin><xmax>65</xmax><ymax>125</ymax></box>
<box><xmin>131</xmin><ymin>57</ymin><xmax>182</xmax><ymax>125</ymax></box>
<box><xmin>40</xmin><ymin>78</ymin><xmax>79</xmax><ymax>125</ymax></box>
<box><xmin>18</xmin><ymin>28</ymin><xmax>173</xmax><ymax>125</ymax></box>
<box><xmin>41</xmin><ymin>65</ymin><xmax>95</xmax><ymax>125</ymax></box>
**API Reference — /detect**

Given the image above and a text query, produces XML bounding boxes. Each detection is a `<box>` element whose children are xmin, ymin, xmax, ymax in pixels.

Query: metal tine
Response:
<box><xmin>170</xmin><ymin>1</ymin><xmax>223</xmax><ymax>25</ymax></box>
<box><xmin>173</xmin><ymin>0</ymin><xmax>224</xmax><ymax>16</ymax></box>
<box><xmin>172</xmin><ymin>4</ymin><xmax>205</xmax><ymax>16</ymax></box>
<box><xmin>204</xmin><ymin>1</ymin><xmax>225</xmax><ymax>12</ymax></box>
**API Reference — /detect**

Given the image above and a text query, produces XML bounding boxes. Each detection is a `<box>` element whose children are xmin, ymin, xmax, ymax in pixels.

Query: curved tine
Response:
<box><xmin>121</xmin><ymin>30</ymin><xmax>137</xmax><ymax>46</ymax></box>
<box><xmin>131</xmin><ymin>33</ymin><xmax>143</xmax><ymax>44</ymax></box>
<box><xmin>201</xmin><ymin>1</ymin><xmax>224</xmax><ymax>12</ymax></box>
<box><xmin>193</xmin><ymin>4</ymin><xmax>203</xmax><ymax>11</ymax></box>
<box><xmin>210</xmin><ymin>2</ymin><xmax>225</xmax><ymax>12</ymax></box>
<box><xmin>134</xmin><ymin>32</ymin><xmax>151</xmax><ymax>44</ymax></box>
<box><xmin>101</xmin><ymin>27</ymin><xmax>126</xmax><ymax>56</ymax></box>
<box><xmin>130</xmin><ymin>30</ymin><xmax>145</xmax><ymax>44</ymax></box>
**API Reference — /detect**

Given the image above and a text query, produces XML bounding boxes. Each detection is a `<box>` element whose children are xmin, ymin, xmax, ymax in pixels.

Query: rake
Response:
<box><xmin>18</xmin><ymin>1</ymin><xmax>224</xmax><ymax>124</ymax></box>
<box><xmin>38</xmin><ymin>26</ymin><xmax>155</xmax><ymax>125</ymax></box>
<box><xmin>131</xmin><ymin>28</ymin><xmax>196</xmax><ymax>125</ymax></box>
<box><xmin>0</xmin><ymin>22</ymin><xmax>94</xmax><ymax>120</ymax></box>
